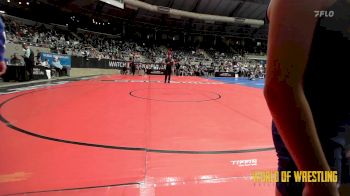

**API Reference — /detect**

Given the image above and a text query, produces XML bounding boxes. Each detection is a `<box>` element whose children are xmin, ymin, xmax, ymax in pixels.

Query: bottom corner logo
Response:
<box><xmin>231</xmin><ymin>159</ymin><xmax>258</xmax><ymax>167</ymax></box>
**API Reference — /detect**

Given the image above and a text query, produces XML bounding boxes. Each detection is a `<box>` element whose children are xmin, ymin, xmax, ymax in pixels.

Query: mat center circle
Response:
<box><xmin>129</xmin><ymin>88</ymin><xmax>221</xmax><ymax>102</ymax></box>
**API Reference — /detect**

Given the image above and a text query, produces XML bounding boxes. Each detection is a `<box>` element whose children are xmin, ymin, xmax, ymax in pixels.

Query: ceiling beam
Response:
<box><xmin>235</xmin><ymin>0</ymin><xmax>269</xmax><ymax>4</ymax></box>
<box><xmin>211</xmin><ymin>0</ymin><xmax>224</xmax><ymax>14</ymax></box>
<box><xmin>167</xmin><ymin>0</ymin><xmax>175</xmax><ymax>8</ymax></box>
<box><xmin>190</xmin><ymin>0</ymin><xmax>202</xmax><ymax>12</ymax></box>
<box><xmin>245</xmin><ymin>4</ymin><xmax>262</xmax><ymax>18</ymax></box>
<box><xmin>229</xmin><ymin>2</ymin><xmax>244</xmax><ymax>17</ymax></box>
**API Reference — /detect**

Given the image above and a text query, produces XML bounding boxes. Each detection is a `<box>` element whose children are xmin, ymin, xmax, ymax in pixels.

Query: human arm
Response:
<box><xmin>264</xmin><ymin>0</ymin><xmax>338</xmax><ymax>195</ymax></box>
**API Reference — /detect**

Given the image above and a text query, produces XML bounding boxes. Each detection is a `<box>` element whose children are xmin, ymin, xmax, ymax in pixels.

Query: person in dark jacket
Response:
<box><xmin>130</xmin><ymin>57</ymin><xmax>136</xmax><ymax>76</ymax></box>
<box><xmin>164</xmin><ymin>59</ymin><xmax>173</xmax><ymax>83</ymax></box>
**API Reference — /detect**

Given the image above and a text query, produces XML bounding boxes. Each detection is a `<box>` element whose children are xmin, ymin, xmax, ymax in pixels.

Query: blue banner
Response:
<box><xmin>40</xmin><ymin>53</ymin><xmax>72</xmax><ymax>68</ymax></box>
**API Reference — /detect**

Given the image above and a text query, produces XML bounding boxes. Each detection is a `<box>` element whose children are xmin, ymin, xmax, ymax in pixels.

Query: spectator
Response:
<box><xmin>10</xmin><ymin>53</ymin><xmax>21</xmax><ymax>64</ymax></box>
<box><xmin>130</xmin><ymin>57</ymin><xmax>136</xmax><ymax>76</ymax></box>
<box><xmin>40</xmin><ymin>59</ymin><xmax>51</xmax><ymax>79</ymax></box>
<box><xmin>51</xmin><ymin>56</ymin><xmax>63</xmax><ymax>70</ymax></box>
<box><xmin>40</xmin><ymin>58</ymin><xmax>49</xmax><ymax>68</ymax></box>
<box><xmin>62</xmin><ymin>47</ymin><xmax>68</xmax><ymax>55</ymax></box>
<box><xmin>22</xmin><ymin>43</ymin><xmax>35</xmax><ymax>80</ymax></box>
<box><xmin>36</xmin><ymin>49</ymin><xmax>42</xmax><ymax>64</ymax></box>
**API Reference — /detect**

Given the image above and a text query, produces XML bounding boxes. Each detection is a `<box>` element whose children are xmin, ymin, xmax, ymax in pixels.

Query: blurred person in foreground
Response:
<box><xmin>0</xmin><ymin>17</ymin><xmax>6</xmax><ymax>75</ymax></box>
<box><xmin>22</xmin><ymin>43</ymin><xmax>35</xmax><ymax>80</ymax></box>
<box><xmin>264</xmin><ymin>0</ymin><xmax>350</xmax><ymax>195</ymax></box>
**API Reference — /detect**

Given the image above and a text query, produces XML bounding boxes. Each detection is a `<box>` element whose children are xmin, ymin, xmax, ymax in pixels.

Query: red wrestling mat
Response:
<box><xmin>0</xmin><ymin>75</ymin><xmax>275</xmax><ymax>195</ymax></box>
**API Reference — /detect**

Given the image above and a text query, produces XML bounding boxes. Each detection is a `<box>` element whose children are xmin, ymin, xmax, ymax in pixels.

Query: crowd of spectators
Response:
<box><xmin>172</xmin><ymin>58</ymin><xmax>265</xmax><ymax>79</ymax></box>
<box><xmin>3</xmin><ymin>15</ymin><xmax>266</xmax><ymax>80</ymax></box>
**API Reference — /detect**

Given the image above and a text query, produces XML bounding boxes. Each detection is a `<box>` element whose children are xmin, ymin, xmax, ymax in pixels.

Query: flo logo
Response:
<box><xmin>314</xmin><ymin>10</ymin><xmax>334</xmax><ymax>18</ymax></box>
<box><xmin>231</xmin><ymin>159</ymin><xmax>258</xmax><ymax>167</ymax></box>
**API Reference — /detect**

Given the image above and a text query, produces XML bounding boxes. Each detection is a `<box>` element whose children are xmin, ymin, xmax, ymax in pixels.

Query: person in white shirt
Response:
<box><xmin>22</xmin><ymin>43</ymin><xmax>34</xmax><ymax>80</ymax></box>
<box><xmin>51</xmin><ymin>56</ymin><xmax>63</xmax><ymax>69</ymax></box>
<box><xmin>40</xmin><ymin>59</ymin><xmax>51</xmax><ymax>79</ymax></box>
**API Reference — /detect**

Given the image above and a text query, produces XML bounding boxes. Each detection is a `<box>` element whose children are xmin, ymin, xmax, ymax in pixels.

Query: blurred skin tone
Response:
<box><xmin>264</xmin><ymin>0</ymin><xmax>347</xmax><ymax>195</ymax></box>
<box><xmin>0</xmin><ymin>18</ymin><xmax>5</xmax><ymax>75</ymax></box>
<box><xmin>0</xmin><ymin>61</ymin><xmax>6</xmax><ymax>75</ymax></box>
